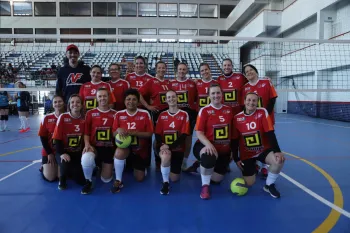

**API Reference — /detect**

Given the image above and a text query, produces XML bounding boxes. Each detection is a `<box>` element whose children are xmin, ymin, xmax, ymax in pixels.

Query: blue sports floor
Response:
<box><xmin>0</xmin><ymin>113</ymin><xmax>349</xmax><ymax>233</ymax></box>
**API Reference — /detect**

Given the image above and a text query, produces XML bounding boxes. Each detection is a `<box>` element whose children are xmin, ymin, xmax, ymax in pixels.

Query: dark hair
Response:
<box><xmin>135</xmin><ymin>56</ymin><xmax>145</xmax><ymax>64</ymax></box>
<box><xmin>244</xmin><ymin>92</ymin><xmax>259</xmax><ymax>100</ymax></box>
<box><xmin>108</xmin><ymin>63</ymin><xmax>120</xmax><ymax>71</ymax></box>
<box><xmin>155</xmin><ymin>61</ymin><xmax>167</xmax><ymax>69</ymax></box>
<box><xmin>97</xmin><ymin>87</ymin><xmax>109</xmax><ymax>96</ymax></box>
<box><xmin>208</xmin><ymin>83</ymin><xmax>222</xmax><ymax>92</ymax></box>
<box><xmin>52</xmin><ymin>95</ymin><xmax>64</xmax><ymax>101</ymax></box>
<box><xmin>243</xmin><ymin>64</ymin><xmax>259</xmax><ymax>75</ymax></box>
<box><xmin>178</xmin><ymin>62</ymin><xmax>187</xmax><ymax>68</ymax></box>
<box><xmin>90</xmin><ymin>65</ymin><xmax>102</xmax><ymax>73</ymax></box>
<box><xmin>67</xmin><ymin>94</ymin><xmax>83</xmax><ymax>116</ymax></box>
<box><xmin>199</xmin><ymin>63</ymin><xmax>210</xmax><ymax>70</ymax></box>
<box><xmin>123</xmin><ymin>88</ymin><xmax>140</xmax><ymax>102</ymax></box>
<box><xmin>222</xmin><ymin>58</ymin><xmax>233</xmax><ymax>65</ymax></box>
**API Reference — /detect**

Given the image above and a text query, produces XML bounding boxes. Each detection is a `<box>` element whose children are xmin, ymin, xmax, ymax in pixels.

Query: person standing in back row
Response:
<box><xmin>55</xmin><ymin>44</ymin><xmax>91</xmax><ymax>104</ymax></box>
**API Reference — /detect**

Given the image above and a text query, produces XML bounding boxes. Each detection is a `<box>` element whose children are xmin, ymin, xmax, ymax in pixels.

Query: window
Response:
<box><xmin>34</xmin><ymin>2</ymin><xmax>56</xmax><ymax>16</ymax></box>
<box><xmin>60</xmin><ymin>28</ymin><xmax>91</xmax><ymax>42</ymax></box>
<box><xmin>179</xmin><ymin>4</ymin><xmax>197</xmax><ymax>18</ymax></box>
<box><xmin>139</xmin><ymin>28</ymin><xmax>157</xmax><ymax>42</ymax></box>
<box><xmin>0</xmin><ymin>1</ymin><xmax>11</xmax><ymax>16</ymax></box>
<box><xmin>199</xmin><ymin>4</ymin><xmax>217</xmax><ymax>18</ymax></box>
<box><xmin>60</xmin><ymin>2</ymin><xmax>91</xmax><ymax>16</ymax></box>
<box><xmin>35</xmin><ymin>28</ymin><xmax>56</xmax><ymax>42</ymax></box>
<box><xmin>159</xmin><ymin>3</ymin><xmax>177</xmax><ymax>17</ymax></box>
<box><xmin>199</xmin><ymin>29</ymin><xmax>218</xmax><ymax>43</ymax></box>
<box><xmin>220</xmin><ymin>5</ymin><xmax>235</xmax><ymax>18</ymax></box>
<box><xmin>0</xmin><ymin>28</ymin><xmax>12</xmax><ymax>42</ymax></box>
<box><xmin>118</xmin><ymin>2</ymin><xmax>137</xmax><ymax>17</ymax></box>
<box><xmin>93</xmin><ymin>28</ymin><xmax>116</xmax><ymax>42</ymax></box>
<box><xmin>138</xmin><ymin>3</ymin><xmax>156</xmax><ymax>17</ymax></box>
<box><xmin>118</xmin><ymin>28</ymin><xmax>137</xmax><ymax>42</ymax></box>
<box><xmin>14</xmin><ymin>28</ymin><xmax>33</xmax><ymax>42</ymax></box>
<box><xmin>13</xmin><ymin>1</ymin><xmax>32</xmax><ymax>16</ymax></box>
<box><xmin>93</xmin><ymin>2</ymin><xmax>116</xmax><ymax>16</ymax></box>
<box><xmin>159</xmin><ymin>28</ymin><xmax>177</xmax><ymax>42</ymax></box>
<box><xmin>179</xmin><ymin>29</ymin><xmax>198</xmax><ymax>43</ymax></box>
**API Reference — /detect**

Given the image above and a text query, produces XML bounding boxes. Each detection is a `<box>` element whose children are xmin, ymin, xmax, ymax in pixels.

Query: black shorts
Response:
<box><xmin>156</xmin><ymin>148</ymin><xmax>184</xmax><ymax>175</ymax></box>
<box><xmin>42</xmin><ymin>156</ymin><xmax>50</xmax><ymax>164</ymax></box>
<box><xmin>193</xmin><ymin>141</ymin><xmax>230</xmax><ymax>175</ymax></box>
<box><xmin>18</xmin><ymin>106</ymin><xmax>29</xmax><ymax>112</ymax></box>
<box><xmin>129</xmin><ymin>152</ymin><xmax>148</xmax><ymax>172</ymax></box>
<box><xmin>95</xmin><ymin>146</ymin><xmax>115</xmax><ymax>164</ymax></box>
<box><xmin>181</xmin><ymin>107</ymin><xmax>197</xmax><ymax>134</ymax></box>
<box><xmin>0</xmin><ymin>105</ymin><xmax>9</xmax><ymax>110</ymax></box>
<box><xmin>241</xmin><ymin>149</ymin><xmax>273</xmax><ymax>177</ymax></box>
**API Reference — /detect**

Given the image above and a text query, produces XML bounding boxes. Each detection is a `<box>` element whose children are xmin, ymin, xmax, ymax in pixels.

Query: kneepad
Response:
<box><xmin>200</xmin><ymin>153</ymin><xmax>217</xmax><ymax>169</ymax></box>
<box><xmin>81</xmin><ymin>152</ymin><xmax>96</xmax><ymax>168</ymax></box>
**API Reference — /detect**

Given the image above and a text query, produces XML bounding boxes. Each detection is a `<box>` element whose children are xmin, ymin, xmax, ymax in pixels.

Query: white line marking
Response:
<box><xmin>280</xmin><ymin>172</ymin><xmax>350</xmax><ymax>218</ymax></box>
<box><xmin>0</xmin><ymin>159</ymin><xmax>40</xmax><ymax>182</ymax></box>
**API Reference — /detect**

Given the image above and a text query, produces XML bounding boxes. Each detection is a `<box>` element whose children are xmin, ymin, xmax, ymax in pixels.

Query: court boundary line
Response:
<box><xmin>284</xmin><ymin>151</ymin><xmax>348</xmax><ymax>233</ymax></box>
<box><xmin>0</xmin><ymin>146</ymin><xmax>41</xmax><ymax>157</ymax></box>
<box><xmin>0</xmin><ymin>159</ymin><xmax>40</xmax><ymax>182</ymax></box>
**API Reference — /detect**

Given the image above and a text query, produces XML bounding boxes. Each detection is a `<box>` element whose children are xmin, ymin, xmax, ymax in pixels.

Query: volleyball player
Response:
<box><xmin>138</xmin><ymin>61</ymin><xmax>170</xmax><ymax>169</ymax></box>
<box><xmin>194</xmin><ymin>83</ymin><xmax>234</xmax><ymax>200</ymax></box>
<box><xmin>111</xmin><ymin>89</ymin><xmax>153</xmax><ymax>193</ymax></box>
<box><xmin>232</xmin><ymin>92</ymin><xmax>284</xmax><ymax>198</ymax></box>
<box><xmin>52</xmin><ymin>94</ymin><xmax>85</xmax><ymax>190</ymax></box>
<box><xmin>108</xmin><ymin>63</ymin><xmax>130</xmax><ymax>111</ymax></box>
<box><xmin>241</xmin><ymin>64</ymin><xmax>278</xmax><ymax>178</ymax></box>
<box><xmin>38</xmin><ymin>95</ymin><xmax>65</xmax><ymax>181</ymax></box>
<box><xmin>183</xmin><ymin>63</ymin><xmax>218</xmax><ymax>171</ymax></box>
<box><xmin>155</xmin><ymin>90</ymin><xmax>190</xmax><ymax>195</ymax></box>
<box><xmin>15</xmin><ymin>82</ymin><xmax>31</xmax><ymax>132</ymax></box>
<box><xmin>125</xmin><ymin>56</ymin><xmax>153</xmax><ymax>90</ymax></box>
<box><xmin>0</xmin><ymin>90</ymin><xmax>10</xmax><ymax>131</ymax></box>
<box><xmin>81</xmin><ymin>88</ymin><xmax>117</xmax><ymax>194</ymax></box>
<box><xmin>79</xmin><ymin>65</ymin><xmax>115</xmax><ymax>111</ymax></box>
<box><xmin>169</xmin><ymin>63</ymin><xmax>198</xmax><ymax>171</ymax></box>
<box><xmin>55</xmin><ymin>44</ymin><xmax>91</xmax><ymax>104</ymax></box>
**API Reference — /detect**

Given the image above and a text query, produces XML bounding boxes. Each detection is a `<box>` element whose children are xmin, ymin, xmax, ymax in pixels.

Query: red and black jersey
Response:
<box><xmin>79</xmin><ymin>81</ymin><xmax>116</xmax><ymax>111</ymax></box>
<box><xmin>155</xmin><ymin>110</ymin><xmax>190</xmax><ymax>152</ymax></box>
<box><xmin>85</xmin><ymin>108</ymin><xmax>117</xmax><ymax>147</ymax></box>
<box><xmin>52</xmin><ymin>112</ymin><xmax>85</xmax><ymax>153</ymax></box>
<box><xmin>195</xmin><ymin>104</ymin><xmax>234</xmax><ymax>154</ymax></box>
<box><xmin>109</xmin><ymin>79</ymin><xmax>130</xmax><ymax>111</ymax></box>
<box><xmin>241</xmin><ymin>79</ymin><xmax>278</xmax><ymax>123</ymax></box>
<box><xmin>139</xmin><ymin>77</ymin><xmax>170</xmax><ymax>111</ymax></box>
<box><xmin>38</xmin><ymin>113</ymin><xmax>59</xmax><ymax>156</ymax></box>
<box><xmin>169</xmin><ymin>78</ymin><xmax>197</xmax><ymax>110</ymax></box>
<box><xmin>217</xmin><ymin>72</ymin><xmax>246</xmax><ymax>115</ymax></box>
<box><xmin>112</xmin><ymin>109</ymin><xmax>153</xmax><ymax>159</ymax></box>
<box><xmin>233</xmin><ymin>108</ymin><xmax>274</xmax><ymax>160</ymax></box>
<box><xmin>125</xmin><ymin>72</ymin><xmax>153</xmax><ymax>90</ymax></box>
<box><xmin>195</xmin><ymin>79</ymin><xmax>219</xmax><ymax>110</ymax></box>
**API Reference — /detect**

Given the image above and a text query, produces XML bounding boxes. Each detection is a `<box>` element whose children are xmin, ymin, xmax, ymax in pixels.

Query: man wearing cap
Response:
<box><xmin>55</xmin><ymin>44</ymin><xmax>91</xmax><ymax>104</ymax></box>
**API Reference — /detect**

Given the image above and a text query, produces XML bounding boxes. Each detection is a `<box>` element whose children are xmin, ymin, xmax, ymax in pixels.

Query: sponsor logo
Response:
<box><xmin>66</xmin><ymin>73</ymin><xmax>83</xmax><ymax>85</ymax></box>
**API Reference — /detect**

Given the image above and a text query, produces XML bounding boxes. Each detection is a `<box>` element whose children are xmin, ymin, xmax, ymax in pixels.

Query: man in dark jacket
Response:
<box><xmin>55</xmin><ymin>44</ymin><xmax>91</xmax><ymax>103</ymax></box>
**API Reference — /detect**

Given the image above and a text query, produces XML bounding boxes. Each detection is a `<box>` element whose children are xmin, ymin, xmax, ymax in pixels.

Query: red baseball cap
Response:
<box><xmin>66</xmin><ymin>44</ymin><xmax>79</xmax><ymax>53</ymax></box>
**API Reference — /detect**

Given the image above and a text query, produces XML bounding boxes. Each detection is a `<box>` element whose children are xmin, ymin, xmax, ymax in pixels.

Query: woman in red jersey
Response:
<box><xmin>108</xmin><ymin>63</ymin><xmax>130</xmax><ymax>111</ymax></box>
<box><xmin>79</xmin><ymin>65</ymin><xmax>115</xmax><ymax>111</ymax></box>
<box><xmin>155</xmin><ymin>90</ymin><xmax>190</xmax><ymax>195</ymax></box>
<box><xmin>111</xmin><ymin>89</ymin><xmax>153</xmax><ymax>193</ymax></box>
<box><xmin>194</xmin><ymin>83</ymin><xmax>234</xmax><ymax>200</ymax></box>
<box><xmin>125</xmin><ymin>56</ymin><xmax>153</xmax><ymax>90</ymax></box>
<box><xmin>38</xmin><ymin>95</ymin><xmax>65</xmax><ymax>182</ymax></box>
<box><xmin>81</xmin><ymin>88</ymin><xmax>117</xmax><ymax>195</ymax></box>
<box><xmin>232</xmin><ymin>92</ymin><xmax>285</xmax><ymax>198</ymax></box>
<box><xmin>53</xmin><ymin>94</ymin><xmax>86</xmax><ymax>190</ymax></box>
<box><xmin>241</xmin><ymin>64</ymin><xmax>278</xmax><ymax>178</ymax></box>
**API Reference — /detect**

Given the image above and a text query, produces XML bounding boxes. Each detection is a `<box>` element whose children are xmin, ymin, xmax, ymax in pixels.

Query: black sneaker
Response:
<box><xmin>160</xmin><ymin>182</ymin><xmax>170</xmax><ymax>195</ymax></box>
<box><xmin>263</xmin><ymin>184</ymin><xmax>280</xmax><ymax>198</ymax></box>
<box><xmin>58</xmin><ymin>177</ymin><xmax>67</xmax><ymax>190</ymax></box>
<box><xmin>81</xmin><ymin>180</ymin><xmax>93</xmax><ymax>195</ymax></box>
<box><xmin>110</xmin><ymin>180</ymin><xmax>123</xmax><ymax>194</ymax></box>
